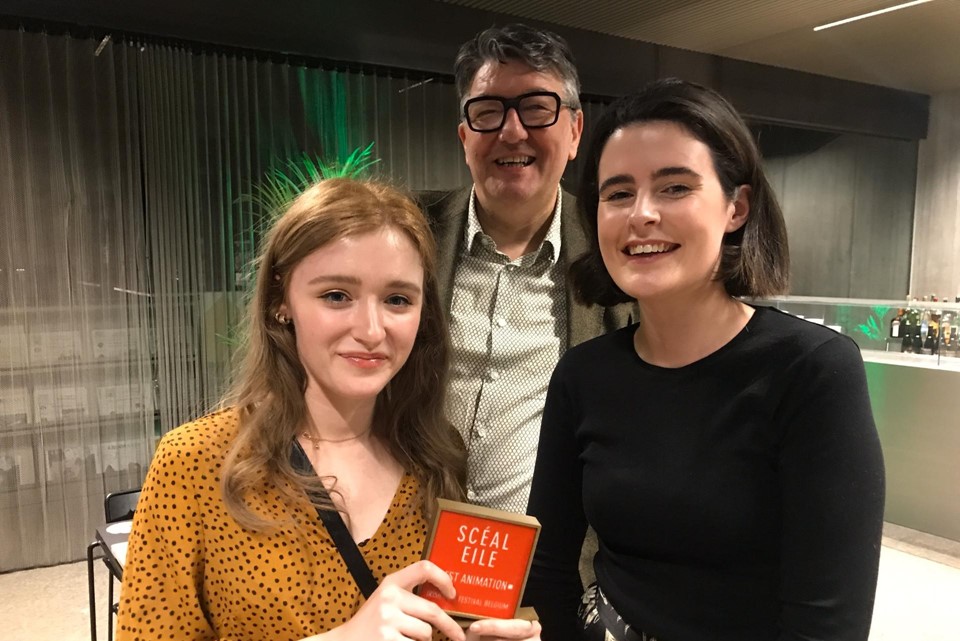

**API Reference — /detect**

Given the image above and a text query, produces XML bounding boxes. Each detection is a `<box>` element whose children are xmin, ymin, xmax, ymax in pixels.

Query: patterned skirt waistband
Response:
<box><xmin>578</xmin><ymin>581</ymin><xmax>660</xmax><ymax>641</ymax></box>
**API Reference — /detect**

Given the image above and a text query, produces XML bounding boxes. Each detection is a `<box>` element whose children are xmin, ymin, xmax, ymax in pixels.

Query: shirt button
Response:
<box><xmin>505</xmin><ymin>264</ymin><xmax>516</xmax><ymax>272</ymax></box>
<box><xmin>495</xmin><ymin>317</ymin><xmax>507</xmax><ymax>328</ymax></box>
<box><xmin>489</xmin><ymin>370</ymin><xmax>500</xmax><ymax>381</ymax></box>
<box><xmin>474</xmin><ymin>422</ymin><xmax>486</xmax><ymax>438</ymax></box>
<box><xmin>467</xmin><ymin>489</ymin><xmax>477</xmax><ymax>501</ymax></box>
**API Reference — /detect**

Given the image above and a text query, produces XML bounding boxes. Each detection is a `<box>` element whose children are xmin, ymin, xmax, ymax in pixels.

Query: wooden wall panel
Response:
<box><xmin>774</xmin><ymin>136</ymin><xmax>857</xmax><ymax>297</ymax></box>
<box><xmin>912</xmin><ymin>89</ymin><xmax>960</xmax><ymax>300</ymax></box>
<box><xmin>656</xmin><ymin>46</ymin><xmax>721</xmax><ymax>89</ymax></box>
<box><xmin>850</xmin><ymin>137</ymin><xmax>916</xmax><ymax>299</ymax></box>
<box><xmin>761</xmin><ymin>130</ymin><xmax>917</xmax><ymax>298</ymax></box>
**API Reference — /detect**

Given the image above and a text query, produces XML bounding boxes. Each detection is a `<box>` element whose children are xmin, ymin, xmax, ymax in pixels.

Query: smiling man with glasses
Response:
<box><xmin>417</xmin><ymin>24</ymin><xmax>634</xmax><ymax>523</ymax></box>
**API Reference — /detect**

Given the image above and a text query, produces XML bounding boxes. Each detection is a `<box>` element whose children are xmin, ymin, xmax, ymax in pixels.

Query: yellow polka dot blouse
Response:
<box><xmin>117</xmin><ymin>408</ymin><xmax>432</xmax><ymax>641</ymax></box>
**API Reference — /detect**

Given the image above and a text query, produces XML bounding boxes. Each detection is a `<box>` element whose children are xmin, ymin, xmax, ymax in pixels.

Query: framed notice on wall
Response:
<box><xmin>0</xmin><ymin>444</ymin><xmax>37</xmax><ymax>488</ymax></box>
<box><xmin>33</xmin><ymin>386</ymin><xmax>89</xmax><ymax>422</ymax></box>
<box><xmin>97</xmin><ymin>385</ymin><xmax>148</xmax><ymax>416</ymax></box>
<box><xmin>91</xmin><ymin>328</ymin><xmax>137</xmax><ymax>360</ymax></box>
<box><xmin>29</xmin><ymin>330</ymin><xmax>82</xmax><ymax>364</ymax></box>
<box><xmin>0</xmin><ymin>387</ymin><xmax>31</xmax><ymax>429</ymax></box>
<box><xmin>418</xmin><ymin>499</ymin><xmax>540</xmax><ymax>622</ymax></box>
<box><xmin>0</xmin><ymin>328</ymin><xmax>28</xmax><ymax>368</ymax></box>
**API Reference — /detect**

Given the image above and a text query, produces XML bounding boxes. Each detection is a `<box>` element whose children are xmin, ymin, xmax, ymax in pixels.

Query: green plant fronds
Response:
<box><xmin>215</xmin><ymin>331</ymin><xmax>241</xmax><ymax>349</ymax></box>
<box><xmin>339</xmin><ymin>141</ymin><xmax>380</xmax><ymax>178</ymax></box>
<box><xmin>855</xmin><ymin>307</ymin><xmax>892</xmax><ymax>343</ymax></box>
<box><xmin>856</xmin><ymin>316</ymin><xmax>881</xmax><ymax>342</ymax></box>
<box><xmin>871</xmin><ymin>305</ymin><xmax>891</xmax><ymax>319</ymax></box>
<box><xmin>242</xmin><ymin>142</ymin><xmax>380</xmax><ymax>231</ymax></box>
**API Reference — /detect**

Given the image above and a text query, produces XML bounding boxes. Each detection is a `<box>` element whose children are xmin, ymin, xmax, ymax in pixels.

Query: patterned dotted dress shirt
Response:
<box><xmin>445</xmin><ymin>187</ymin><xmax>568</xmax><ymax>514</ymax></box>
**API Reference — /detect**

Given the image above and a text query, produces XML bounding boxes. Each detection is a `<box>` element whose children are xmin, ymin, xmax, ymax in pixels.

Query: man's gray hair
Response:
<box><xmin>454</xmin><ymin>23</ymin><xmax>582</xmax><ymax>111</ymax></box>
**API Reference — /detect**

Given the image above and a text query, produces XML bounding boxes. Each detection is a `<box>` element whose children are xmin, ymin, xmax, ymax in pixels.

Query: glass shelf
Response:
<box><xmin>752</xmin><ymin>296</ymin><xmax>960</xmax><ymax>371</ymax></box>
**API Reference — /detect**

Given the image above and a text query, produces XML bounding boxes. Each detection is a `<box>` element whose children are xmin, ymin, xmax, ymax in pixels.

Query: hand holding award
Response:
<box><xmin>419</xmin><ymin>499</ymin><xmax>542</xmax><ymax>627</ymax></box>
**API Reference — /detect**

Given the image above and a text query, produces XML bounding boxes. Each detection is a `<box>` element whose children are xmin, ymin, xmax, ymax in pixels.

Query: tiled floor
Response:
<box><xmin>3</xmin><ymin>554</ymin><xmax>112</xmax><ymax>641</ymax></box>
<box><xmin>2</xmin><ymin>523</ymin><xmax>959</xmax><ymax>641</ymax></box>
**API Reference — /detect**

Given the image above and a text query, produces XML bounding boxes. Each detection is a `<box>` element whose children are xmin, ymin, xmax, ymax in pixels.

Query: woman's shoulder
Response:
<box><xmin>564</xmin><ymin>323</ymin><xmax>637</xmax><ymax>365</ymax></box>
<box><xmin>139</xmin><ymin>409</ymin><xmax>242</xmax><ymax>504</ymax></box>
<box><xmin>749</xmin><ymin>306</ymin><xmax>864</xmax><ymax>374</ymax></box>
<box><xmin>156</xmin><ymin>407</ymin><xmax>241</xmax><ymax>462</ymax></box>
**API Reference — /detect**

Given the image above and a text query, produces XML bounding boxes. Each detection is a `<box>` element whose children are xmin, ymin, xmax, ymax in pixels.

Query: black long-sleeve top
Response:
<box><xmin>525</xmin><ymin>306</ymin><xmax>885</xmax><ymax>641</ymax></box>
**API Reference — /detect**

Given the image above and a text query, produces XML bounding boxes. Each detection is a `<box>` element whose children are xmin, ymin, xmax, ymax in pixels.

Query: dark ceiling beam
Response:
<box><xmin>1</xmin><ymin>0</ymin><xmax>928</xmax><ymax>139</ymax></box>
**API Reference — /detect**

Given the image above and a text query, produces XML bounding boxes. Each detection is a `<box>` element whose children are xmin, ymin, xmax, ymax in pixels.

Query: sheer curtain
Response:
<box><xmin>0</xmin><ymin>29</ymin><xmax>151</xmax><ymax>570</ymax></box>
<box><xmin>136</xmin><ymin>43</ymin><xmax>475</xmax><ymax>426</ymax></box>
<box><xmin>0</xmin><ymin>27</ymin><xmax>476</xmax><ymax>571</ymax></box>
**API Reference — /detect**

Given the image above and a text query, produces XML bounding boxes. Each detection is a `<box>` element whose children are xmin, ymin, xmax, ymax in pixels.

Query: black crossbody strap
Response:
<box><xmin>290</xmin><ymin>441</ymin><xmax>379</xmax><ymax>599</ymax></box>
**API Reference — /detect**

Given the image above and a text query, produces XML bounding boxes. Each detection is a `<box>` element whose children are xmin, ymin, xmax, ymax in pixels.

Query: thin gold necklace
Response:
<box><xmin>300</xmin><ymin>427</ymin><xmax>372</xmax><ymax>449</ymax></box>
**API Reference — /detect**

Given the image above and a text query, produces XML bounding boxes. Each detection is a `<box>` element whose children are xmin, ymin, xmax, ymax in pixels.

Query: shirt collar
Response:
<box><xmin>464</xmin><ymin>186</ymin><xmax>563</xmax><ymax>262</ymax></box>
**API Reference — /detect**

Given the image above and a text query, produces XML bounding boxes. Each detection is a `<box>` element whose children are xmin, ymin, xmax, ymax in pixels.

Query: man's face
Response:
<box><xmin>458</xmin><ymin>59</ymin><xmax>583</xmax><ymax>213</ymax></box>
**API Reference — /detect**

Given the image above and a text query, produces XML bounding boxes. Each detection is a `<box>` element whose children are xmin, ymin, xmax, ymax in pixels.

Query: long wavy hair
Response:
<box><xmin>221</xmin><ymin>178</ymin><xmax>466</xmax><ymax>530</ymax></box>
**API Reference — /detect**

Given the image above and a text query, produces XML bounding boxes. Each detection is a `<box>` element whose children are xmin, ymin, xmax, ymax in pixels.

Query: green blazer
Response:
<box><xmin>416</xmin><ymin>187</ymin><xmax>635</xmax><ymax>348</ymax></box>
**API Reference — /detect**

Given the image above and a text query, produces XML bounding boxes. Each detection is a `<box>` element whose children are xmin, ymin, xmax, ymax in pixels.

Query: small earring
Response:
<box><xmin>274</xmin><ymin>312</ymin><xmax>291</xmax><ymax>325</ymax></box>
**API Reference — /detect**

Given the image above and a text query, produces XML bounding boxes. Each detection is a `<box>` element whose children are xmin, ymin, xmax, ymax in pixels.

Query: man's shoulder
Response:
<box><xmin>559</xmin><ymin>187</ymin><xmax>577</xmax><ymax>209</ymax></box>
<box><xmin>414</xmin><ymin>187</ymin><xmax>472</xmax><ymax>221</ymax></box>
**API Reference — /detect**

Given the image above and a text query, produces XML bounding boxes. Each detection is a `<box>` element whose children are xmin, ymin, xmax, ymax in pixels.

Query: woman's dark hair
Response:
<box><xmin>571</xmin><ymin>78</ymin><xmax>790</xmax><ymax>306</ymax></box>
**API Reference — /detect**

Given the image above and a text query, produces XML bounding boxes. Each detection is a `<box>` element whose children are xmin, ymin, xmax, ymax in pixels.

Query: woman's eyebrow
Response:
<box><xmin>598</xmin><ymin>174</ymin><xmax>634</xmax><ymax>192</ymax></box>
<box><xmin>306</xmin><ymin>274</ymin><xmax>421</xmax><ymax>294</ymax></box>
<box><xmin>652</xmin><ymin>166</ymin><xmax>702</xmax><ymax>180</ymax></box>
<box><xmin>599</xmin><ymin>167</ymin><xmax>702</xmax><ymax>192</ymax></box>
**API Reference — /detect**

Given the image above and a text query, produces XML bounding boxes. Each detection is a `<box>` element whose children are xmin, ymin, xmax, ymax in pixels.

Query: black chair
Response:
<box><xmin>87</xmin><ymin>488</ymin><xmax>141</xmax><ymax>641</ymax></box>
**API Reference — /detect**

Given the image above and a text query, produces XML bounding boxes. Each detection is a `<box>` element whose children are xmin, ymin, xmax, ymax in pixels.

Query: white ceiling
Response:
<box><xmin>440</xmin><ymin>0</ymin><xmax>960</xmax><ymax>94</ymax></box>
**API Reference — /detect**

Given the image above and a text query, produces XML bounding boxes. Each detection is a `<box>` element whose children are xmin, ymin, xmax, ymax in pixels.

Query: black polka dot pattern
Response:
<box><xmin>116</xmin><ymin>408</ymin><xmax>431</xmax><ymax>640</ymax></box>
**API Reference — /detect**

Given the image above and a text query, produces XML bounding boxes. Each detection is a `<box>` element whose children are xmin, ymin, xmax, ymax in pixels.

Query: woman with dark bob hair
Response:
<box><xmin>524</xmin><ymin>79</ymin><xmax>885</xmax><ymax>641</ymax></box>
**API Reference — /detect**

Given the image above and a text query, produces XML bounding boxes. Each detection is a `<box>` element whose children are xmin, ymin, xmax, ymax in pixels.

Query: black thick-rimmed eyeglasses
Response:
<box><xmin>462</xmin><ymin>91</ymin><xmax>576</xmax><ymax>133</ymax></box>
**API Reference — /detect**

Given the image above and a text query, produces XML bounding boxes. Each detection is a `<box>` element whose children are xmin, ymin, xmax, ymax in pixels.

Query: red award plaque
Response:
<box><xmin>418</xmin><ymin>498</ymin><xmax>541</xmax><ymax>621</ymax></box>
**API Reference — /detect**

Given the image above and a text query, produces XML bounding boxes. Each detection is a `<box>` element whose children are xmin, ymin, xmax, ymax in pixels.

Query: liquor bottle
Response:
<box><xmin>920</xmin><ymin>298</ymin><xmax>930</xmax><ymax>327</ymax></box>
<box><xmin>952</xmin><ymin>297</ymin><xmax>960</xmax><ymax>355</ymax></box>
<box><xmin>900</xmin><ymin>317</ymin><xmax>912</xmax><ymax>352</ymax></box>
<box><xmin>940</xmin><ymin>309</ymin><xmax>952</xmax><ymax>353</ymax></box>
<box><xmin>900</xmin><ymin>313</ymin><xmax>913</xmax><ymax>352</ymax></box>
<box><xmin>889</xmin><ymin>308</ymin><xmax>903</xmax><ymax>339</ymax></box>
<box><xmin>922</xmin><ymin>325</ymin><xmax>938</xmax><ymax>355</ymax></box>
<box><xmin>902</xmin><ymin>297</ymin><xmax>918</xmax><ymax>353</ymax></box>
<box><xmin>913</xmin><ymin>316</ymin><xmax>926</xmax><ymax>353</ymax></box>
<box><xmin>930</xmin><ymin>295</ymin><xmax>941</xmax><ymax>339</ymax></box>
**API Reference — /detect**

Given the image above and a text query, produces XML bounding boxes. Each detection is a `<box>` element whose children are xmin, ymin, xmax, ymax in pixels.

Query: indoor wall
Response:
<box><xmin>912</xmin><ymin>89</ymin><xmax>960</xmax><ymax>300</ymax></box>
<box><xmin>759</xmin><ymin>125</ymin><xmax>917</xmax><ymax>299</ymax></box>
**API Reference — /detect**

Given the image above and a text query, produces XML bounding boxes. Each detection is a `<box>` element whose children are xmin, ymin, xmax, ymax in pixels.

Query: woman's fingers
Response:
<box><xmin>466</xmin><ymin>618</ymin><xmax>541</xmax><ymax>641</ymax></box>
<box><xmin>391</xmin><ymin>606</ymin><xmax>434</xmax><ymax>641</ymax></box>
<box><xmin>385</xmin><ymin>559</ymin><xmax>457</xmax><ymax>599</ymax></box>
<box><xmin>374</xmin><ymin>577</ymin><xmax>465</xmax><ymax>641</ymax></box>
<box><xmin>389</xmin><ymin>590</ymin><xmax>463</xmax><ymax>641</ymax></box>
